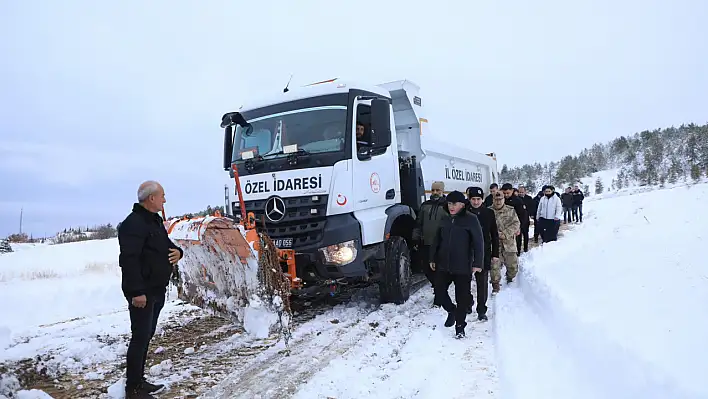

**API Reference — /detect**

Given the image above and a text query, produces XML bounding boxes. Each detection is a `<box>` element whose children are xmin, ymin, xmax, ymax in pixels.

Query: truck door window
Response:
<box><xmin>356</xmin><ymin>104</ymin><xmax>386</xmax><ymax>159</ymax></box>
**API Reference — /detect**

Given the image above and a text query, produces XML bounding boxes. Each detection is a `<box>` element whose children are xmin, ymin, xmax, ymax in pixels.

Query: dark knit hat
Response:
<box><xmin>467</xmin><ymin>186</ymin><xmax>484</xmax><ymax>199</ymax></box>
<box><xmin>446</xmin><ymin>190</ymin><xmax>466</xmax><ymax>203</ymax></box>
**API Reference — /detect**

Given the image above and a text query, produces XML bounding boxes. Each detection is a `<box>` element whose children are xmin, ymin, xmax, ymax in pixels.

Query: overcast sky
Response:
<box><xmin>1</xmin><ymin>0</ymin><xmax>707</xmax><ymax>237</ymax></box>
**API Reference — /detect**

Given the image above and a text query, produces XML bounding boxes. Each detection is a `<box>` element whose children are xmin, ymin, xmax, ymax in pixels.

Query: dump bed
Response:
<box><xmin>377</xmin><ymin>80</ymin><xmax>498</xmax><ymax>198</ymax></box>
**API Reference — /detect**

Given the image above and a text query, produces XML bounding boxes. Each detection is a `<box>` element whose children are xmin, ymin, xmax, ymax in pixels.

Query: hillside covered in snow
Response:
<box><xmin>500</xmin><ymin>122</ymin><xmax>708</xmax><ymax>194</ymax></box>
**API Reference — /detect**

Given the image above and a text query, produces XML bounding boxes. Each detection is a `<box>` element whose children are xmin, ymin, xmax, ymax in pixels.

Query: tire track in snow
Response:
<box><xmin>293</xmin><ymin>281</ymin><xmax>499</xmax><ymax>399</ymax></box>
<box><xmin>202</xmin><ymin>282</ymin><xmax>431</xmax><ymax>399</ymax></box>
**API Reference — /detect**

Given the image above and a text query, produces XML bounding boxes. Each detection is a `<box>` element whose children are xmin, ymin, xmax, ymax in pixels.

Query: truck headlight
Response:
<box><xmin>319</xmin><ymin>240</ymin><xmax>357</xmax><ymax>266</ymax></box>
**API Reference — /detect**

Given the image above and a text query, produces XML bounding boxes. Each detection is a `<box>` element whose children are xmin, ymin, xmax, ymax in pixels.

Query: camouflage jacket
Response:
<box><xmin>490</xmin><ymin>204</ymin><xmax>520</xmax><ymax>252</ymax></box>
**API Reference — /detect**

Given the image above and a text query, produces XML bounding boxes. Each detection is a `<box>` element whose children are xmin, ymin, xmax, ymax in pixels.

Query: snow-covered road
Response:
<box><xmin>2</xmin><ymin>181</ymin><xmax>708</xmax><ymax>399</ymax></box>
<box><xmin>204</xmin><ymin>284</ymin><xmax>498</xmax><ymax>399</ymax></box>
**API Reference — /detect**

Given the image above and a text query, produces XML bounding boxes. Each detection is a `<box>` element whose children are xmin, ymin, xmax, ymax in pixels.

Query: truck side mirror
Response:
<box><xmin>223</xmin><ymin>125</ymin><xmax>233</xmax><ymax>171</ymax></box>
<box><xmin>370</xmin><ymin>99</ymin><xmax>391</xmax><ymax>149</ymax></box>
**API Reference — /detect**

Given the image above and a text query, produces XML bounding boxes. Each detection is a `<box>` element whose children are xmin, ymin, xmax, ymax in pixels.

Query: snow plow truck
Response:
<box><xmin>166</xmin><ymin>79</ymin><xmax>498</xmax><ymax>322</ymax></box>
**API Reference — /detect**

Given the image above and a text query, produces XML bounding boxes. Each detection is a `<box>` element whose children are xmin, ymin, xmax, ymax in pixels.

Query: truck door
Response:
<box><xmin>351</xmin><ymin>99</ymin><xmax>398</xmax><ymax>245</ymax></box>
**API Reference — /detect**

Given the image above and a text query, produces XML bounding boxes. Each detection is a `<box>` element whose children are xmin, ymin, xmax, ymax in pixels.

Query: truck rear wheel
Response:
<box><xmin>378</xmin><ymin>236</ymin><xmax>411</xmax><ymax>305</ymax></box>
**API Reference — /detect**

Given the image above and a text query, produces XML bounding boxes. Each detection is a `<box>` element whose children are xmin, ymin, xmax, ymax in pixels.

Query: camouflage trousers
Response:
<box><xmin>491</xmin><ymin>251</ymin><xmax>518</xmax><ymax>284</ymax></box>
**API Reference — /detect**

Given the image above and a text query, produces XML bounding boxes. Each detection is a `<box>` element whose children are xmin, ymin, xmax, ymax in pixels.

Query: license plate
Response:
<box><xmin>272</xmin><ymin>238</ymin><xmax>293</xmax><ymax>248</ymax></box>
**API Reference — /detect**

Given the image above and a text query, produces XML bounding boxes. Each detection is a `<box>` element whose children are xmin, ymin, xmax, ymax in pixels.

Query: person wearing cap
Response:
<box><xmin>465</xmin><ymin>186</ymin><xmax>500</xmax><ymax>321</ymax></box>
<box><xmin>501</xmin><ymin>183</ymin><xmax>528</xmax><ymax>256</ymax></box>
<box><xmin>490</xmin><ymin>191</ymin><xmax>520</xmax><ymax>294</ymax></box>
<box><xmin>430</xmin><ymin>190</ymin><xmax>485</xmax><ymax>338</ymax></box>
<box><xmin>536</xmin><ymin>185</ymin><xmax>563</xmax><ymax>242</ymax></box>
<box><xmin>412</xmin><ymin>181</ymin><xmax>448</xmax><ymax>291</ymax></box>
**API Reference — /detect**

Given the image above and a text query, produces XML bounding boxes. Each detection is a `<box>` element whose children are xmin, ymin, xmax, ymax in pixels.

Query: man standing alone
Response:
<box><xmin>119</xmin><ymin>181</ymin><xmax>183</xmax><ymax>399</ymax></box>
<box><xmin>466</xmin><ymin>186</ymin><xmax>499</xmax><ymax>321</ymax></box>
<box><xmin>430</xmin><ymin>191</ymin><xmax>485</xmax><ymax>338</ymax></box>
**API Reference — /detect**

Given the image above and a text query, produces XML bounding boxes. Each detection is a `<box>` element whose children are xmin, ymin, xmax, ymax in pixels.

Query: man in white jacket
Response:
<box><xmin>536</xmin><ymin>185</ymin><xmax>563</xmax><ymax>242</ymax></box>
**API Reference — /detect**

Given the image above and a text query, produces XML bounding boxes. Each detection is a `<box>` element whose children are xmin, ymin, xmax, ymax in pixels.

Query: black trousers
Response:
<box><xmin>538</xmin><ymin>218</ymin><xmax>560</xmax><ymax>242</ymax></box>
<box><xmin>419</xmin><ymin>245</ymin><xmax>436</xmax><ymax>286</ymax></box>
<box><xmin>434</xmin><ymin>271</ymin><xmax>472</xmax><ymax>328</ymax></box>
<box><xmin>126</xmin><ymin>292</ymin><xmax>165</xmax><ymax>389</ymax></box>
<box><xmin>573</xmin><ymin>204</ymin><xmax>583</xmax><ymax>222</ymax></box>
<box><xmin>563</xmin><ymin>207</ymin><xmax>572</xmax><ymax>223</ymax></box>
<box><xmin>516</xmin><ymin>226</ymin><xmax>529</xmax><ymax>253</ymax></box>
<box><xmin>533</xmin><ymin>217</ymin><xmax>540</xmax><ymax>241</ymax></box>
<box><xmin>474</xmin><ymin>269</ymin><xmax>489</xmax><ymax>316</ymax></box>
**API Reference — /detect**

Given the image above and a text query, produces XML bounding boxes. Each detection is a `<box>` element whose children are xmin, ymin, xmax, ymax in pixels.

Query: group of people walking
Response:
<box><xmin>413</xmin><ymin>181</ymin><xmax>584</xmax><ymax>338</ymax></box>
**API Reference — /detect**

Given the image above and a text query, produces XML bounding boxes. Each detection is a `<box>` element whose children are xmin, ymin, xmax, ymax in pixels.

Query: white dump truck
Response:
<box><xmin>169</xmin><ymin>79</ymin><xmax>498</xmax><ymax>313</ymax></box>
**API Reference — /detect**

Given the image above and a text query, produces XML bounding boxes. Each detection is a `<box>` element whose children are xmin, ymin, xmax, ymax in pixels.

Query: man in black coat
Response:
<box><xmin>466</xmin><ymin>186</ymin><xmax>500</xmax><ymax>321</ymax></box>
<box><xmin>561</xmin><ymin>187</ymin><xmax>574</xmax><ymax>224</ymax></box>
<box><xmin>500</xmin><ymin>183</ymin><xmax>529</xmax><ymax>256</ymax></box>
<box><xmin>533</xmin><ymin>187</ymin><xmax>546</xmax><ymax>243</ymax></box>
<box><xmin>517</xmin><ymin>186</ymin><xmax>536</xmax><ymax>253</ymax></box>
<box><xmin>119</xmin><ymin>181</ymin><xmax>183</xmax><ymax>399</ymax></box>
<box><xmin>430</xmin><ymin>191</ymin><xmax>485</xmax><ymax>338</ymax></box>
<box><xmin>571</xmin><ymin>184</ymin><xmax>585</xmax><ymax>222</ymax></box>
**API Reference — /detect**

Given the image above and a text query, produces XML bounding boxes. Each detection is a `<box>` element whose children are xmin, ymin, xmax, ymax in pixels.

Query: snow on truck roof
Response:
<box><xmin>235</xmin><ymin>79</ymin><xmax>395</xmax><ymax>113</ymax></box>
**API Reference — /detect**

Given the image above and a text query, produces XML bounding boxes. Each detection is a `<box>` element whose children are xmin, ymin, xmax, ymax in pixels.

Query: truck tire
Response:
<box><xmin>378</xmin><ymin>236</ymin><xmax>412</xmax><ymax>305</ymax></box>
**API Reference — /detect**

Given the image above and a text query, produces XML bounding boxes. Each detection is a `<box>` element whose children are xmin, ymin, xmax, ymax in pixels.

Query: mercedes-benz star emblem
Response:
<box><xmin>264</xmin><ymin>196</ymin><xmax>286</xmax><ymax>222</ymax></box>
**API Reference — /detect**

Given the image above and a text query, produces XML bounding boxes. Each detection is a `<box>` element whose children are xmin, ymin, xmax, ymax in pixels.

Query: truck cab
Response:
<box><xmin>221</xmin><ymin>79</ymin><xmax>496</xmax><ymax>304</ymax></box>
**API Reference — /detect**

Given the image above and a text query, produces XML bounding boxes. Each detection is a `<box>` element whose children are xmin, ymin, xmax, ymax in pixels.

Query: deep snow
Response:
<box><xmin>2</xmin><ymin>181</ymin><xmax>708</xmax><ymax>398</ymax></box>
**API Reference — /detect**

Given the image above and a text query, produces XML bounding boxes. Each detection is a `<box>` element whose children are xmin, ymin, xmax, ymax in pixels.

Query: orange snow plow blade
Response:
<box><xmin>166</xmin><ymin>213</ymin><xmax>299</xmax><ymax>322</ymax></box>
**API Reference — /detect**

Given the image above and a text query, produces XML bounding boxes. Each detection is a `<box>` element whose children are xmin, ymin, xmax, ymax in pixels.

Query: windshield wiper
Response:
<box><xmin>260</xmin><ymin>148</ymin><xmax>311</xmax><ymax>165</ymax></box>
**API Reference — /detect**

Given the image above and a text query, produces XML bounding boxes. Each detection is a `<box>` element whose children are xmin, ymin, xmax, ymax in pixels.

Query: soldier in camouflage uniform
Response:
<box><xmin>489</xmin><ymin>191</ymin><xmax>520</xmax><ymax>294</ymax></box>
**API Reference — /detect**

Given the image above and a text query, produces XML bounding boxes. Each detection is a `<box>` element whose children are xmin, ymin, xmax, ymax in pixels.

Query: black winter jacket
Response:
<box><xmin>561</xmin><ymin>192</ymin><xmax>574</xmax><ymax>207</ymax></box>
<box><xmin>520</xmin><ymin>194</ymin><xmax>537</xmax><ymax>218</ymax></box>
<box><xmin>431</xmin><ymin>209</ymin><xmax>485</xmax><ymax>275</ymax></box>
<box><xmin>118</xmin><ymin>204</ymin><xmax>183</xmax><ymax>298</ymax></box>
<box><xmin>572</xmin><ymin>190</ymin><xmax>585</xmax><ymax>205</ymax></box>
<box><xmin>505</xmin><ymin>195</ymin><xmax>529</xmax><ymax>229</ymax></box>
<box><xmin>467</xmin><ymin>205</ymin><xmax>499</xmax><ymax>270</ymax></box>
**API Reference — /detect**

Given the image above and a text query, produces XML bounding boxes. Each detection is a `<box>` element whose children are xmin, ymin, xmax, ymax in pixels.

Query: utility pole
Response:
<box><xmin>19</xmin><ymin>208</ymin><xmax>23</xmax><ymax>234</ymax></box>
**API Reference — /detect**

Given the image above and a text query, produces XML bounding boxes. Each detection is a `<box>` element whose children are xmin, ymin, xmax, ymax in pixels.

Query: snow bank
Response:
<box><xmin>0</xmin><ymin>238</ymin><xmax>119</xmax><ymax>281</ymax></box>
<box><xmin>0</xmin><ymin>239</ymin><xmax>122</xmax><ymax>334</ymax></box>
<box><xmin>0</xmin><ymin>237</ymin><xmax>197</xmax><ymax>399</ymax></box>
<box><xmin>497</xmin><ymin>182</ymin><xmax>708</xmax><ymax>398</ymax></box>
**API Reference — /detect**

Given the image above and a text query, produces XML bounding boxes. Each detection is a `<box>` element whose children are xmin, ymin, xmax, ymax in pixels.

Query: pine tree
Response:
<box><xmin>691</xmin><ymin>164</ymin><xmax>702</xmax><ymax>182</ymax></box>
<box><xmin>595</xmin><ymin>177</ymin><xmax>604</xmax><ymax>194</ymax></box>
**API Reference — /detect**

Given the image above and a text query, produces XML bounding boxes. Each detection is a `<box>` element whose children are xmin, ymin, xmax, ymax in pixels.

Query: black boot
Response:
<box><xmin>444</xmin><ymin>311</ymin><xmax>455</xmax><ymax>327</ymax></box>
<box><xmin>478</xmin><ymin>313</ymin><xmax>488</xmax><ymax>322</ymax></box>
<box><xmin>455</xmin><ymin>324</ymin><xmax>465</xmax><ymax>338</ymax></box>
<box><xmin>141</xmin><ymin>378</ymin><xmax>165</xmax><ymax>394</ymax></box>
<box><xmin>126</xmin><ymin>384</ymin><xmax>156</xmax><ymax>399</ymax></box>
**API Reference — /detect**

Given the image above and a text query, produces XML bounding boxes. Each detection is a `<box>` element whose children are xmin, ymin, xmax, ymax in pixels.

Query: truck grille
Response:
<box><xmin>236</xmin><ymin>194</ymin><xmax>328</xmax><ymax>248</ymax></box>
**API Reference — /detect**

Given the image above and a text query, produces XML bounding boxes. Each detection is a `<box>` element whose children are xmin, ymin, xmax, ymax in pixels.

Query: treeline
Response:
<box><xmin>500</xmin><ymin>123</ymin><xmax>708</xmax><ymax>189</ymax></box>
<box><xmin>173</xmin><ymin>205</ymin><xmax>225</xmax><ymax>220</ymax></box>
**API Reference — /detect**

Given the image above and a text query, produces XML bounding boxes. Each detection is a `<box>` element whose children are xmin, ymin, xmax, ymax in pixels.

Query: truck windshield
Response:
<box><xmin>232</xmin><ymin>106</ymin><xmax>348</xmax><ymax>161</ymax></box>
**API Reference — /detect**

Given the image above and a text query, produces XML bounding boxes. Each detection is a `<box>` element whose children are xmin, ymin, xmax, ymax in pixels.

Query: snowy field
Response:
<box><xmin>2</xmin><ymin>182</ymin><xmax>707</xmax><ymax>398</ymax></box>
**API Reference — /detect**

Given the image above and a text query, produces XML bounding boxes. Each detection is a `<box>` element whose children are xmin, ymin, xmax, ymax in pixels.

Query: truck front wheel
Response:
<box><xmin>378</xmin><ymin>236</ymin><xmax>411</xmax><ymax>304</ymax></box>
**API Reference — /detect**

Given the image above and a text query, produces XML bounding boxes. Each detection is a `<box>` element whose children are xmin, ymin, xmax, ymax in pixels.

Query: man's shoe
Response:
<box><xmin>478</xmin><ymin>313</ymin><xmax>488</xmax><ymax>322</ymax></box>
<box><xmin>444</xmin><ymin>311</ymin><xmax>455</xmax><ymax>327</ymax></box>
<box><xmin>141</xmin><ymin>379</ymin><xmax>165</xmax><ymax>394</ymax></box>
<box><xmin>125</xmin><ymin>385</ymin><xmax>156</xmax><ymax>399</ymax></box>
<box><xmin>455</xmin><ymin>325</ymin><xmax>466</xmax><ymax>338</ymax></box>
